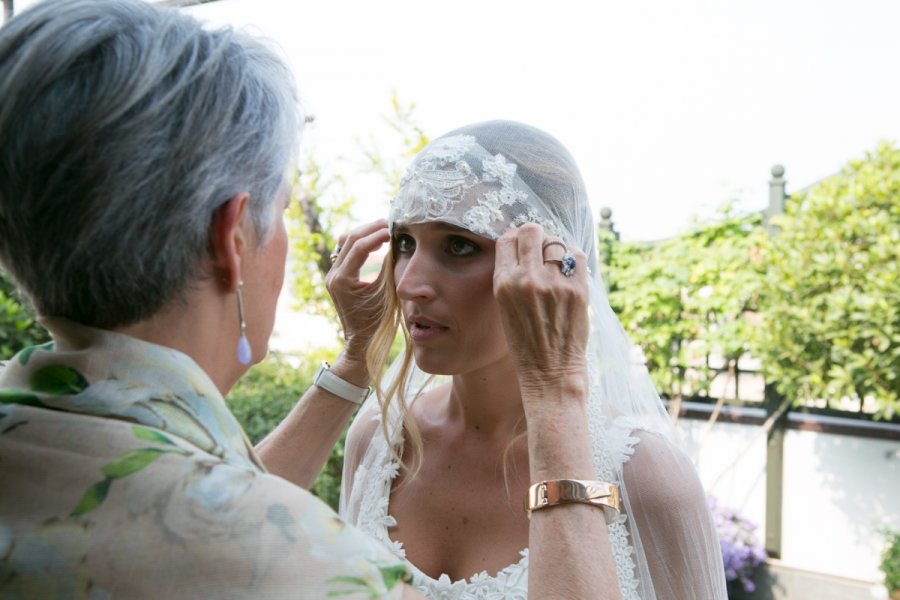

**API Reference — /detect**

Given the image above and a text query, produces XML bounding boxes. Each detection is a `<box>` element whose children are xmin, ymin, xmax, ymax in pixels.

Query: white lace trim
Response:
<box><xmin>343</xmin><ymin>407</ymin><xmax>644</xmax><ymax>599</ymax></box>
<box><xmin>391</xmin><ymin>134</ymin><xmax>562</xmax><ymax>240</ymax></box>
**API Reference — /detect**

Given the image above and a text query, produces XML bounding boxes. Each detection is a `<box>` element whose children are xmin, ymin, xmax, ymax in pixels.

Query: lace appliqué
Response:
<box><xmin>391</xmin><ymin>135</ymin><xmax>564</xmax><ymax>241</ymax></box>
<box><xmin>587</xmin><ymin>404</ymin><xmax>645</xmax><ymax>600</ymax></box>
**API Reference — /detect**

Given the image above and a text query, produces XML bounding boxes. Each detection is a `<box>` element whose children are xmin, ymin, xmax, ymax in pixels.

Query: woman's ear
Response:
<box><xmin>209</xmin><ymin>192</ymin><xmax>250</xmax><ymax>292</ymax></box>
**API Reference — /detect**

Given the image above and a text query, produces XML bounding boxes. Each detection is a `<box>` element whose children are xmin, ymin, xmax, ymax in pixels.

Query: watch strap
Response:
<box><xmin>313</xmin><ymin>361</ymin><xmax>372</xmax><ymax>405</ymax></box>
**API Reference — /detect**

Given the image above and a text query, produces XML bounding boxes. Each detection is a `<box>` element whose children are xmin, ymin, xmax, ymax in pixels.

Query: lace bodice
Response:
<box><xmin>340</xmin><ymin>400</ymin><xmax>644</xmax><ymax>599</ymax></box>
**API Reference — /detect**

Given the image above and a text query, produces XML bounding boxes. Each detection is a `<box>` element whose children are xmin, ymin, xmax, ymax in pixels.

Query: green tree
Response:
<box><xmin>359</xmin><ymin>92</ymin><xmax>429</xmax><ymax>198</ymax></box>
<box><xmin>0</xmin><ymin>268</ymin><xmax>50</xmax><ymax>360</ymax></box>
<box><xmin>753</xmin><ymin>142</ymin><xmax>900</xmax><ymax>418</ymax></box>
<box><xmin>287</xmin><ymin>161</ymin><xmax>356</xmax><ymax>333</ymax></box>
<box><xmin>227</xmin><ymin>349</ymin><xmax>349</xmax><ymax>510</ymax></box>
<box><xmin>604</xmin><ymin>206</ymin><xmax>764</xmax><ymax>403</ymax></box>
<box><xmin>881</xmin><ymin>529</ymin><xmax>900</xmax><ymax>596</ymax></box>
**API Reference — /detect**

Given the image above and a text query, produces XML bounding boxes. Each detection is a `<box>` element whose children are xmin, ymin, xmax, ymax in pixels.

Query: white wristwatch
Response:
<box><xmin>312</xmin><ymin>361</ymin><xmax>372</xmax><ymax>405</ymax></box>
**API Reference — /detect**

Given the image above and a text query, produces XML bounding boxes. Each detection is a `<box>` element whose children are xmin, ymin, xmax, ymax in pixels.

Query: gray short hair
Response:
<box><xmin>0</xmin><ymin>0</ymin><xmax>301</xmax><ymax>328</ymax></box>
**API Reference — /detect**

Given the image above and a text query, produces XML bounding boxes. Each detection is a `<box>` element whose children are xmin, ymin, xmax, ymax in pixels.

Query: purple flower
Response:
<box><xmin>709</xmin><ymin>496</ymin><xmax>767</xmax><ymax>594</ymax></box>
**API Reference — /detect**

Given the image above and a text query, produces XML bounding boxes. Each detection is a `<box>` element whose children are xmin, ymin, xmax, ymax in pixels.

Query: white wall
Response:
<box><xmin>678</xmin><ymin>416</ymin><xmax>900</xmax><ymax>582</ymax></box>
<box><xmin>781</xmin><ymin>430</ymin><xmax>899</xmax><ymax>581</ymax></box>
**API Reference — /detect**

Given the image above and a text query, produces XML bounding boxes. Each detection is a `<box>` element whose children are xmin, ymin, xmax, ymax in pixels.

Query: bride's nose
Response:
<box><xmin>395</xmin><ymin>250</ymin><xmax>437</xmax><ymax>301</ymax></box>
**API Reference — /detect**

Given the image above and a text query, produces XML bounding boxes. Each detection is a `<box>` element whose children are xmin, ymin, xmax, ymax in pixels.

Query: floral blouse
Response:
<box><xmin>0</xmin><ymin>318</ymin><xmax>409</xmax><ymax>599</ymax></box>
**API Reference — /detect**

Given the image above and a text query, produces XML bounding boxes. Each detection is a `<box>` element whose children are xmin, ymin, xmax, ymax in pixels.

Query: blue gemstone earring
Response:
<box><xmin>236</xmin><ymin>280</ymin><xmax>251</xmax><ymax>365</ymax></box>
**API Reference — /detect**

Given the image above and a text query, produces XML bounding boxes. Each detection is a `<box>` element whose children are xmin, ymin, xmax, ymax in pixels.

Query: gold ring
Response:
<box><xmin>541</xmin><ymin>239</ymin><xmax>568</xmax><ymax>254</ymax></box>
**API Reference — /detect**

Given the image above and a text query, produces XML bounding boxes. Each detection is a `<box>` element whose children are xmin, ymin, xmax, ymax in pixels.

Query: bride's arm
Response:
<box><xmin>524</xmin><ymin>383</ymin><xmax>620</xmax><ymax>598</ymax></box>
<box><xmin>494</xmin><ymin>224</ymin><xmax>621</xmax><ymax>599</ymax></box>
<box><xmin>624</xmin><ymin>432</ymin><xmax>729</xmax><ymax>599</ymax></box>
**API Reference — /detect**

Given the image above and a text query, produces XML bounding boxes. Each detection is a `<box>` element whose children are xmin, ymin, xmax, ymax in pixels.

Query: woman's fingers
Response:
<box><xmin>516</xmin><ymin>223</ymin><xmax>545</xmax><ymax>271</ymax></box>
<box><xmin>329</xmin><ymin>219</ymin><xmax>388</xmax><ymax>271</ymax></box>
<box><xmin>325</xmin><ymin>219</ymin><xmax>391</xmax><ymax>356</ymax></box>
<box><xmin>494</xmin><ymin>224</ymin><xmax>590</xmax><ymax>385</ymax></box>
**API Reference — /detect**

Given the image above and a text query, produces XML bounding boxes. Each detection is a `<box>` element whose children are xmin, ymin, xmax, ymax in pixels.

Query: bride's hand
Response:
<box><xmin>493</xmin><ymin>223</ymin><xmax>590</xmax><ymax>408</ymax></box>
<box><xmin>325</xmin><ymin>219</ymin><xmax>391</xmax><ymax>361</ymax></box>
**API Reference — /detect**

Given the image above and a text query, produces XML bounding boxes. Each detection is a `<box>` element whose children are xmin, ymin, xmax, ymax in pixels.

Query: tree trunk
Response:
<box><xmin>295</xmin><ymin>185</ymin><xmax>333</xmax><ymax>280</ymax></box>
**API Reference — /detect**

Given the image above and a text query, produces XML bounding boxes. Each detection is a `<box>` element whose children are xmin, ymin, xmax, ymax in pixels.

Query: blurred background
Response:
<box><xmin>1</xmin><ymin>1</ymin><xmax>898</xmax><ymax>598</ymax></box>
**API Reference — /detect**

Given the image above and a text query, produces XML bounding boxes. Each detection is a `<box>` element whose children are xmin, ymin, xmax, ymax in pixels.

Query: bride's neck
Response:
<box><xmin>445</xmin><ymin>355</ymin><xmax>524</xmax><ymax>437</ymax></box>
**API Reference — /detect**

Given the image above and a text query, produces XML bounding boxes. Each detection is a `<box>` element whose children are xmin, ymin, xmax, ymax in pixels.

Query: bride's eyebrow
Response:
<box><xmin>433</xmin><ymin>223</ymin><xmax>471</xmax><ymax>233</ymax></box>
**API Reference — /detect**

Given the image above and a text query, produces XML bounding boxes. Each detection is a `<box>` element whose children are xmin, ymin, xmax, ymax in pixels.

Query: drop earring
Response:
<box><xmin>236</xmin><ymin>280</ymin><xmax>251</xmax><ymax>365</ymax></box>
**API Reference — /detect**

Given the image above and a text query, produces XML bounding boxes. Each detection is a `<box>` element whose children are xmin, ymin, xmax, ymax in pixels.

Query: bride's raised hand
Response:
<box><xmin>493</xmin><ymin>223</ymin><xmax>590</xmax><ymax>409</ymax></box>
<box><xmin>325</xmin><ymin>219</ymin><xmax>391</xmax><ymax>361</ymax></box>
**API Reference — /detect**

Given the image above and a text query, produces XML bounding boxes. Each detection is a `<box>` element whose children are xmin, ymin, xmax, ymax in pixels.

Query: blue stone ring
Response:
<box><xmin>559</xmin><ymin>252</ymin><xmax>576</xmax><ymax>277</ymax></box>
<box><xmin>541</xmin><ymin>239</ymin><xmax>576</xmax><ymax>277</ymax></box>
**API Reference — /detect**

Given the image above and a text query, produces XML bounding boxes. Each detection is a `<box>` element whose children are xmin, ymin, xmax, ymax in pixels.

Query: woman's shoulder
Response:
<box><xmin>623</xmin><ymin>429</ymin><xmax>707</xmax><ymax>508</ymax></box>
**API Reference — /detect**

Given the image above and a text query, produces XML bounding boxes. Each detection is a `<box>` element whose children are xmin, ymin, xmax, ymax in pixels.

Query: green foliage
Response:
<box><xmin>0</xmin><ymin>268</ymin><xmax>49</xmax><ymax>361</ymax></box>
<box><xmin>227</xmin><ymin>348</ymin><xmax>348</xmax><ymax>510</ymax></box>
<box><xmin>359</xmin><ymin>91</ymin><xmax>430</xmax><ymax>198</ymax></box>
<box><xmin>605</xmin><ymin>206</ymin><xmax>764</xmax><ymax>400</ymax></box>
<box><xmin>603</xmin><ymin>143</ymin><xmax>898</xmax><ymax>419</ymax></box>
<box><xmin>882</xmin><ymin>529</ymin><xmax>900</xmax><ymax>594</ymax></box>
<box><xmin>287</xmin><ymin>162</ymin><xmax>356</xmax><ymax>332</ymax></box>
<box><xmin>754</xmin><ymin>143</ymin><xmax>900</xmax><ymax>418</ymax></box>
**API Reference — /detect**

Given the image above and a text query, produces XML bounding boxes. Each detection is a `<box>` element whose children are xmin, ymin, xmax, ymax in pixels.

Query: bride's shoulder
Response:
<box><xmin>345</xmin><ymin>400</ymin><xmax>383</xmax><ymax>455</ymax></box>
<box><xmin>623</xmin><ymin>430</ymin><xmax>706</xmax><ymax>510</ymax></box>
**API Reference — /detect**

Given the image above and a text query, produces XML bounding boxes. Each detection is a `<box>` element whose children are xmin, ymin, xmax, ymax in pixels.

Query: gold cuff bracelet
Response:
<box><xmin>525</xmin><ymin>479</ymin><xmax>621</xmax><ymax>524</ymax></box>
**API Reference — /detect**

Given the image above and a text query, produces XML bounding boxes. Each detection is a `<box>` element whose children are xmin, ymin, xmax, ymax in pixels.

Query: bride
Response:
<box><xmin>266</xmin><ymin>120</ymin><xmax>727</xmax><ymax>599</ymax></box>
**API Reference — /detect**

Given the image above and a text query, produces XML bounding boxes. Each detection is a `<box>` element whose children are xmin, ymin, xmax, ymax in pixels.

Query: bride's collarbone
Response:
<box><xmin>389</xmin><ymin>446</ymin><xmax>530</xmax><ymax>582</ymax></box>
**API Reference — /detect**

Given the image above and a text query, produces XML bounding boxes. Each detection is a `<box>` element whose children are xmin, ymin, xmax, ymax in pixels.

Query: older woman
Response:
<box><xmin>0</xmin><ymin>1</ymin><xmax>618</xmax><ymax>598</ymax></box>
<box><xmin>0</xmin><ymin>0</ymin><xmax>412</xmax><ymax>597</ymax></box>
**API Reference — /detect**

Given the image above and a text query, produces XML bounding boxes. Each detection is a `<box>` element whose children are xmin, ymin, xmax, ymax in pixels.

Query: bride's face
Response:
<box><xmin>392</xmin><ymin>221</ymin><xmax>509</xmax><ymax>376</ymax></box>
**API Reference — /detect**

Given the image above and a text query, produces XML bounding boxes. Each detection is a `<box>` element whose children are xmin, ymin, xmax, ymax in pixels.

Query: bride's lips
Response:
<box><xmin>407</xmin><ymin>315</ymin><xmax>449</xmax><ymax>342</ymax></box>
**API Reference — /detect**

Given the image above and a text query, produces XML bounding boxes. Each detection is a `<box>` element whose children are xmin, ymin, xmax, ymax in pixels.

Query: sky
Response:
<box><xmin>182</xmin><ymin>0</ymin><xmax>898</xmax><ymax>242</ymax></box>
<box><xmin>6</xmin><ymin>0</ymin><xmax>900</xmax><ymax>241</ymax></box>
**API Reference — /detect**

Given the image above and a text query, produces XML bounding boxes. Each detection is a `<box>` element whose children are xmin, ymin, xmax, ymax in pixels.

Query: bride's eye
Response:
<box><xmin>394</xmin><ymin>234</ymin><xmax>415</xmax><ymax>254</ymax></box>
<box><xmin>447</xmin><ymin>236</ymin><xmax>478</xmax><ymax>257</ymax></box>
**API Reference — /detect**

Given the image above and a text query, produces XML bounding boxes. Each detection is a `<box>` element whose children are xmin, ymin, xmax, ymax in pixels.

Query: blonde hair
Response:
<box><xmin>365</xmin><ymin>250</ymin><xmax>428</xmax><ymax>478</ymax></box>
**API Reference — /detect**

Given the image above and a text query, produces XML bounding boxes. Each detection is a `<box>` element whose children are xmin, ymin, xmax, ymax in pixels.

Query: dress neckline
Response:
<box><xmin>373</xmin><ymin>417</ymin><xmax>530</xmax><ymax>592</ymax></box>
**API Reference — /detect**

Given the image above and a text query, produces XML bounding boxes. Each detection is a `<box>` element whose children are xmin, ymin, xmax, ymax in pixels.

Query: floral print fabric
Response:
<box><xmin>0</xmin><ymin>318</ymin><xmax>409</xmax><ymax>599</ymax></box>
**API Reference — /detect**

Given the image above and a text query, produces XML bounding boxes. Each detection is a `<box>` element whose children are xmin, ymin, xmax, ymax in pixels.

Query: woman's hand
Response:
<box><xmin>493</xmin><ymin>223</ymin><xmax>590</xmax><ymax>407</ymax></box>
<box><xmin>496</xmin><ymin>225</ymin><xmax>621</xmax><ymax>598</ymax></box>
<box><xmin>325</xmin><ymin>219</ymin><xmax>391</xmax><ymax>362</ymax></box>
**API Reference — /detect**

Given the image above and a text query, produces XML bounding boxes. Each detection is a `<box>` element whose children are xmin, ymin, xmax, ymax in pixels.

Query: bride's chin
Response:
<box><xmin>411</xmin><ymin>353</ymin><xmax>455</xmax><ymax>377</ymax></box>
